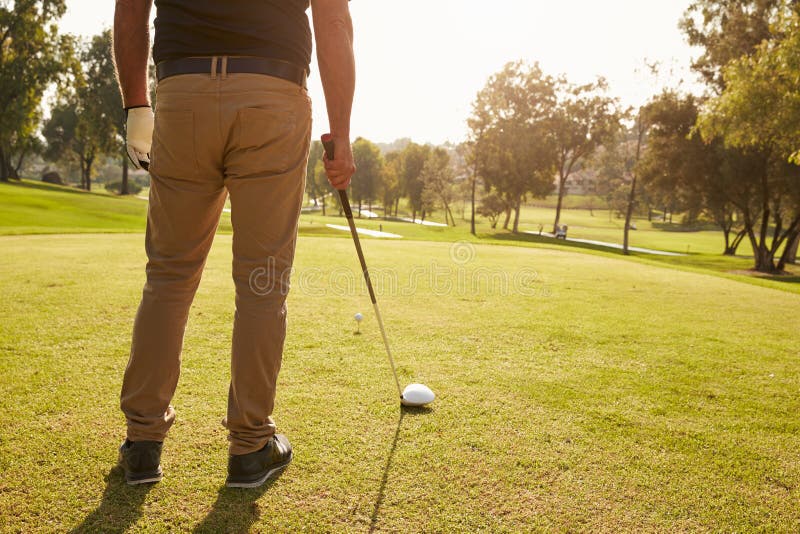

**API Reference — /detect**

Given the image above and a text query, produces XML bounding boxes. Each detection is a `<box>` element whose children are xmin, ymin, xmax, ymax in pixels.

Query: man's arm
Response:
<box><xmin>311</xmin><ymin>0</ymin><xmax>356</xmax><ymax>189</ymax></box>
<box><xmin>114</xmin><ymin>0</ymin><xmax>154</xmax><ymax>169</ymax></box>
<box><xmin>113</xmin><ymin>0</ymin><xmax>153</xmax><ymax>108</ymax></box>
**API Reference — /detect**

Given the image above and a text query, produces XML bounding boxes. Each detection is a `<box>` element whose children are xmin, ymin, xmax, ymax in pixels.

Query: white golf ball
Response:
<box><xmin>354</xmin><ymin>312</ymin><xmax>364</xmax><ymax>322</ymax></box>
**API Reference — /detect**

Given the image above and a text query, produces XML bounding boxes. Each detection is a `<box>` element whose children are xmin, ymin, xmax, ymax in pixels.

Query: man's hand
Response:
<box><xmin>126</xmin><ymin>107</ymin><xmax>154</xmax><ymax>170</ymax></box>
<box><xmin>323</xmin><ymin>136</ymin><xmax>356</xmax><ymax>190</ymax></box>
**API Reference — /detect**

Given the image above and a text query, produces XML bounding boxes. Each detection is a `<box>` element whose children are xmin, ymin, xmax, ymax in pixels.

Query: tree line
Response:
<box><xmin>643</xmin><ymin>0</ymin><xmax>800</xmax><ymax>272</ymax></box>
<box><xmin>305</xmin><ymin>137</ymin><xmax>463</xmax><ymax>225</ymax></box>
<box><xmin>461</xmin><ymin>0</ymin><xmax>800</xmax><ymax>272</ymax></box>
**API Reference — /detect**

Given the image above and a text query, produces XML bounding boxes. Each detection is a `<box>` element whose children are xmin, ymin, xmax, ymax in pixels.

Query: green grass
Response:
<box><xmin>0</xmin><ymin>180</ymin><xmax>233</xmax><ymax>234</ymax></box>
<box><xmin>4</xmin><ymin>179</ymin><xmax>800</xmax><ymax>296</ymax></box>
<box><xmin>2</xmin><ymin>181</ymin><xmax>800</xmax><ymax>529</ymax></box>
<box><xmin>512</xmin><ymin>204</ymin><xmax>752</xmax><ymax>256</ymax></box>
<box><xmin>299</xmin><ymin>212</ymin><xmax>800</xmax><ymax>295</ymax></box>
<box><xmin>1</xmin><ymin>234</ymin><xmax>799</xmax><ymax>531</ymax></box>
<box><xmin>0</xmin><ymin>180</ymin><xmax>148</xmax><ymax>234</ymax></box>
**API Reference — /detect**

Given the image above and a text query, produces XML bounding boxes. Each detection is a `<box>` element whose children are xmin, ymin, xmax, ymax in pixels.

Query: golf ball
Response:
<box><xmin>354</xmin><ymin>313</ymin><xmax>363</xmax><ymax>322</ymax></box>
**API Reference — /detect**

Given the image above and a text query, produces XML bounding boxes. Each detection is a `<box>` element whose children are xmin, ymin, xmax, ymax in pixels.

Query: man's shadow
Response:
<box><xmin>369</xmin><ymin>406</ymin><xmax>431</xmax><ymax>533</ymax></box>
<box><xmin>192</xmin><ymin>475</ymin><xmax>281</xmax><ymax>533</ymax></box>
<box><xmin>69</xmin><ymin>466</ymin><xmax>153</xmax><ymax>533</ymax></box>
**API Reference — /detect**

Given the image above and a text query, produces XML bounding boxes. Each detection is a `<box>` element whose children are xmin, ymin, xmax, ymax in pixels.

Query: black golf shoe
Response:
<box><xmin>226</xmin><ymin>434</ymin><xmax>292</xmax><ymax>488</ymax></box>
<box><xmin>118</xmin><ymin>439</ymin><xmax>163</xmax><ymax>485</ymax></box>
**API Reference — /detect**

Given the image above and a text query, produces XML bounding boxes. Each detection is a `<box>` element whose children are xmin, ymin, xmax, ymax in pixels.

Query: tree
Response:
<box><xmin>624</xmin><ymin>109</ymin><xmax>650</xmax><ymax>255</ymax></box>
<box><xmin>82</xmin><ymin>30</ymin><xmax>123</xmax><ymax>191</ymax></box>
<box><xmin>680</xmin><ymin>0</ymin><xmax>793</xmax><ymax>90</ymax></box>
<box><xmin>551</xmin><ymin>78</ymin><xmax>621</xmax><ymax>233</ymax></box>
<box><xmin>400</xmin><ymin>142</ymin><xmax>431</xmax><ymax>222</ymax></box>
<box><xmin>478</xmin><ymin>191</ymin><xmax>505</xmax><ymax>229</ymax></box>
<box><xmin>350</xmin><ymin>137</ymin><xmax>383</xmax><ymax>217</ymax></box>
<box><xmin>698</xmin><ymin>11</ymin><xmax>800</xmax><ymax>271</ymax></box>
<box><xmin>591</xmin><ymin>143</ymin><xmax>630</xmax><ymax>220</ymax></box>
<box><xmin>784</xmin><ymin>231</ymin><xmax>800</xmax><ymax>265</ymax></box>
<box><xmin>0</xmin><ymin>0</ymin><xmax>73</xmax><ymax>181</ymax></box>
<box><xmin>469</xmin><ymin>61</ymin><xmax>557</xmax><ymax>233</ymax></box>
<box><xmin>381</xmin><ymin>151</ymin><xmax>402</xmax><ymax>217</ymax></box>
<box><xmin>312</xmin><ymin>159</ymin><xmax>328</xmax><ymax>215</ymax></box>
<box><xmin>43</xmin><ymin>31</ymin><xmax>125</xmax><ymax>191</ymax></box>
<box><xmin>590</xmin><ymin>110</ymin><xmax>649</xmax><ymax>253</ymax></box>
<box><xmin>636</xmin><ymin>92</ymin><xmax>700</xmax><ymax>223</ymax></box>
<box><xmin>463</xmin><ymin>125</ymin><xmax>487</xmax><ymax>235</ymax></box>
<box><xmin>43</xmin><ymin>98</ymin><xmax>104</xmax><ymax>190</ymax></box>
<box><xmin>306</xmin><ymin>140</ymin><xmax>324</xmax><ymax>207</ymax></box>
<box><xmin>421</xmin><ymin>147</ymin><xmax>457</xmax><ymax>226</ymax></box>
<box><xmin>703</xmin><ymin>147</ymin><xmax>756</xmax><ymax>255</ymax></box>
<box><xmin>637</xmin><ymin>91</ymin><xmax>749</xmax><ymax>255</ymax></box>
<box><xmin>4</xmin><ymin>114</ymin><xmax>43</xmax><ymax>179</ymax></box>
<box><xmin>42</xmin><ymin>101</ymin><xmax>79</xmax><ymax>177</ymax></box>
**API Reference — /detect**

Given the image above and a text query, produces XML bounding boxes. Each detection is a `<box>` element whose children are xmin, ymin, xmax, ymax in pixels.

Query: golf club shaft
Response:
<box><xmin>322</xmin><ymin>135</ymin><xmax>403</xmax><ymax>398</ymax></box>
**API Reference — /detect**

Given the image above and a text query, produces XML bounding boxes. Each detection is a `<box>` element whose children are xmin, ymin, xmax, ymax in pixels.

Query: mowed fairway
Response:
<box><xmin>1</xmin><ymin>234</ymin><xmax>799</xmax><ymax>532</ymax></box>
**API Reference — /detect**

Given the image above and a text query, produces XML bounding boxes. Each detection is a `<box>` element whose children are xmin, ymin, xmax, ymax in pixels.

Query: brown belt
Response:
<box><xmin>156</xmin><ymin>57</ymin><xmax>307</xmax><ymax>88</ymax></box>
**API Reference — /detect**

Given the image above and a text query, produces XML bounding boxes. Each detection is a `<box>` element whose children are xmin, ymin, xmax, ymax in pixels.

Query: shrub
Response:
<box><xmin>105</xmin><ymin>180</ymin><xmax>143</xmax><ymax>195</ymax></box>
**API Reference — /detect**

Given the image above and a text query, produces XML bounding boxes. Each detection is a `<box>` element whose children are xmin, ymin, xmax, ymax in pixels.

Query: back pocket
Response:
<box><xmin>150</xmin><ymin>110</ymin><xmax>197</xmax><ymax>178</ymax></box>
<box><xmin>236</xmin><ymin>107</ymin><xmax>296</xmax><ymax>176</ymax></box>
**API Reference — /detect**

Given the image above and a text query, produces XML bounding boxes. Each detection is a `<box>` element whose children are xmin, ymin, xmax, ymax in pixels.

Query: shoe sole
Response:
<box><xmin>225</xmin><ymin>453</ymin><xmax>292</xmax><ymax>489</ymax></box>
<box><xmin>125</xmin><ymin>466</ymin><xmax>163</xmax><ymax>486</ymax></box>
<box><xmin>125</xmin><ymin>472</ymin><xmax>163</xmax><ymax>485</ymax></box>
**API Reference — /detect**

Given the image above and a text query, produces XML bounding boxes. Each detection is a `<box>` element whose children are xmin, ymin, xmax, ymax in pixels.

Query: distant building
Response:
<box><xmin>553</xmin><ymin>168</ymin><xmax>598</xmax><ymax>195</ymax></box>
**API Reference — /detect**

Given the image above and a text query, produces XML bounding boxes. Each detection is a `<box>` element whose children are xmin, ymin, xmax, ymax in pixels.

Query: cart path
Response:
<box><xmin>525</xmin><ymin>231</ymin><xmax>686</xmax><ymax>256</ymax></box>
<box><xmin>326</xmin><ymin>224</ymin><xmax>403</xmax><ymax>239</ymax></box>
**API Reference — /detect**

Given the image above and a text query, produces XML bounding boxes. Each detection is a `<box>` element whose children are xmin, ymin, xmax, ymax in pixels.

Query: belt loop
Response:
<box><xmin>221</xmin><ymin>56</ymin><xmax>229</xmax><ymax>80</ymax></box>
<box><xmin>210</xmin><ymin>56</ymin><xmax>218</xmax><ymax>80</ymax></box>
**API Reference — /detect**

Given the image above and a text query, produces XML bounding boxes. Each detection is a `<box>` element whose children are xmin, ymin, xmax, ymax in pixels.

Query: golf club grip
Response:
<box><xmin>321</xmin><ymin>135</ymin><xmax>378</xmax><ymax>305</ymax></box>
<box><xmin>337</xmin><ymin>189</ymin><xmax>353</xmax><ymax>219</ymax></box>
<box><xmin>321</xmin><ymin>136</ymin><xmax>335</xmax><ymax>161</ymax></box>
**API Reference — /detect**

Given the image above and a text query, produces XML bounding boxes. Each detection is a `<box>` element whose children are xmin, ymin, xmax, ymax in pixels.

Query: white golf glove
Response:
<box><xmin>125</xmin><ymin>106</ymin><xmax>154</xmax><ymax>171</ymax></box>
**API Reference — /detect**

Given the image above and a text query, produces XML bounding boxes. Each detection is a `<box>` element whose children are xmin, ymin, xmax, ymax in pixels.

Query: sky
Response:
<box><xmin>61</xmin><ymin>0</ymin><xmax>703</xmax><ymax>145</ymax></box>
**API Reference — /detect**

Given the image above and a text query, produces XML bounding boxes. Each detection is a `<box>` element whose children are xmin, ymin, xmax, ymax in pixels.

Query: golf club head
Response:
<box><xmin>400</xmin><ymin>383</ymin><xmax>435</xmax><ymax>407</ymax></box>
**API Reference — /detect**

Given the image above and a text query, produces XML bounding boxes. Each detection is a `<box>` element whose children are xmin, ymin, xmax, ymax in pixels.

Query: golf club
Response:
<box><xmin>321</xmin><ymin>134</ymin><xmax>435</xmax><ymax>407</ymax></box>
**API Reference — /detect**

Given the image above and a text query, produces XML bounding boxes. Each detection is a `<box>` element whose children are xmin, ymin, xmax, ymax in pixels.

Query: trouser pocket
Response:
<box><xmin>150</xmin><ymin>110</ymin><xmax>199</xmax><ymax>179</ymax></box>
<box><xmin>235</xmin><ymin>107</ymin><xmax>300</xmax><ymax>177</ymax></box>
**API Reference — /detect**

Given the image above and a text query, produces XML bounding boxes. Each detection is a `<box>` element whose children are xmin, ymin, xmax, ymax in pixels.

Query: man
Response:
<box><xmin>113</xmin><ymin>0</ymin><xmax>356</xmax><ymax>488</ymax></box>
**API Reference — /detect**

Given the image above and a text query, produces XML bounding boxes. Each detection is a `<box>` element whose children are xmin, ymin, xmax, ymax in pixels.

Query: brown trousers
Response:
<box><xmin>120</xmin><ymin>67</ymin><xmax>311</xmax><ymax>455</ymax></box>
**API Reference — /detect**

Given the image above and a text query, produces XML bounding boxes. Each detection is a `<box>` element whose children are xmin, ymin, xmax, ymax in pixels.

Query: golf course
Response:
<box><xmin>1</xmin><ymin>180</ymin><xmax>799</xmax><ymax>532</ymax></box>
